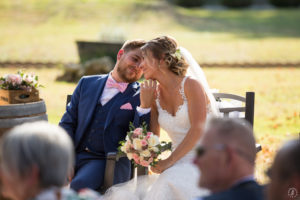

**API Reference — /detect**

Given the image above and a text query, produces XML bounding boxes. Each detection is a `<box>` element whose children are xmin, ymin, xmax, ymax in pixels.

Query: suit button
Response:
<box><xmin>85</xmin><ymin>147</ymin><xmax>90</xmax><ymax>152</ymax></box>
<box><xmin>91</xmin><ymin>129</ymin><xmax>95</xmax><ymax>133</ymax></box>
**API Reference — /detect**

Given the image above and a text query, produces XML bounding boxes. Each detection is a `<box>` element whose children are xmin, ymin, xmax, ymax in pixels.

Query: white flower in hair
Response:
<box><xmin>171</xmin><ymin>48</ymin><xmax>182</xmax><ymax>60</ymax></box>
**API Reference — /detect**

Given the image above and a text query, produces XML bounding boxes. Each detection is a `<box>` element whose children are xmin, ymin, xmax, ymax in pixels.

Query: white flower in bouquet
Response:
<box><xmin>127</xmin><ymin>153</ymin><xmax>134</xmax><ymax>160</ymax></box>
<box><xmin>148</xmin><ymin>135</ymin><xmax>160</xmax><ymax>147</ymax></box>
<box><xmin>133</xmin><ymin>138</ymin><xmax>143</xmax><ymax>151</ymax></box>
<box><xmin>140</xmin><ymin>149</ymin><xmax>151</xmax><ymax>157</ymax></box>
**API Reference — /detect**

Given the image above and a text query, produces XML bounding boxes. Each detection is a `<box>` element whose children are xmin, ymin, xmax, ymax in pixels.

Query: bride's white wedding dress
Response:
<box><xmin>103</xmin><ymin>76</ymin><xmax>209</xmax><ymax>200</ymax></box>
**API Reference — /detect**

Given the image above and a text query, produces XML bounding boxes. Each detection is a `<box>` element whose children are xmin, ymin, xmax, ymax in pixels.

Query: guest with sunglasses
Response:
<box><xmin>193</xmin><ymin>118</ymin><xmax>264</xmax><ymax>200</ymax></box>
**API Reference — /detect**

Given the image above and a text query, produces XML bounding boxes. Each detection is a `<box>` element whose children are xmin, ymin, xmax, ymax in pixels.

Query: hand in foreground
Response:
<box><xmin>150</xmin><ymin>159</ymin><xmax>172</xmax><ymax>174</ymax></box>
<box><xmin>140</xmin><ymin>79</ymin><xmax>157</xmax><ymax>108</ymax></box>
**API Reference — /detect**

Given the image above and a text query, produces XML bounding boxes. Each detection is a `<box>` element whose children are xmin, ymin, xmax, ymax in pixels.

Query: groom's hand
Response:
<box><xmin>140</xmin><ymin>79</ymin><xmax>157</xmax><ymax>108</ymax></box>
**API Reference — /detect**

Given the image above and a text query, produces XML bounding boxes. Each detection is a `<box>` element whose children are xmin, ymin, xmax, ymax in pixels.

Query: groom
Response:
<box><xmin>59</xmin><ymin>39</ymin><xmax>150</xmax><ymax>191</ymax></box>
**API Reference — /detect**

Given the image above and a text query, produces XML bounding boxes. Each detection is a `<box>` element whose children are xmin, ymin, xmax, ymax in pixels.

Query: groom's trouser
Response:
<box><xmin>70</xmin><ymin>151</ymin><xmax>132</xmax><ymax>191</ymax></box>
<box><xmin>70</xmin><ymin>151</ymin><xmax>106</xmax><ymax>191</ymax></box>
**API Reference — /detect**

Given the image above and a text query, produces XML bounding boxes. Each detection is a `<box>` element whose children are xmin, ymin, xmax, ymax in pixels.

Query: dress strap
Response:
<box><xmin>155</xmin><ymin>85</ymin><xmax>162</xmax><ymax>109</ymax></box>
<box><xmin>179</xmin><ymin>76</ymin><xmax>188</xmax><ymax>101</ymax></box>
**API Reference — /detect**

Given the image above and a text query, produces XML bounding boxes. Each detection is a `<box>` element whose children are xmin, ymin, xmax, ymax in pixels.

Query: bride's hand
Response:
<box><xmin>140</xmin><ymin>79</ymin><xmax>157</xmax><ymax>108</ymax></box>
<box><xmin>150</xmin><ymin>159</ymin><xmax>172</xmax><ymax>174</ymax></box>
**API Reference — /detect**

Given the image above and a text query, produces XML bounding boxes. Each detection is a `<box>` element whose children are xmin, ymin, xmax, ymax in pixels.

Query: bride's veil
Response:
<box><xmin>180</xmin><ymin>47</ymin><xmax>220</xmax><ymax>117</ymax></box>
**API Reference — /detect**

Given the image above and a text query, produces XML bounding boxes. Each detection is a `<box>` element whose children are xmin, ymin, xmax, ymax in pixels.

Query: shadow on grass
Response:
<box><xmin>130</xmin><ymin>1</ymin><xmax>300</xmax><ymax>39</ymax></box>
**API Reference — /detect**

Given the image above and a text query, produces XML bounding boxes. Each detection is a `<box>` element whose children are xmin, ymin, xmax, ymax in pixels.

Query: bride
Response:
<box><xmin>103</xmin><ymin>36</ymin><xmax>219</xmax><ymax>200</ymax></box>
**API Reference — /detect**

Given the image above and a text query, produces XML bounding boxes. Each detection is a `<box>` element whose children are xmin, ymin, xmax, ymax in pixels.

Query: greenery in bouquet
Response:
<box><xmin>118</xmin><ymin>122</ymin><xmax>172</xmax><ymax>167</ymax></box>
<box><xmin>0</xmin><ymin>70</ymin><xmax>43</xmax><ymax>91</ymax></box>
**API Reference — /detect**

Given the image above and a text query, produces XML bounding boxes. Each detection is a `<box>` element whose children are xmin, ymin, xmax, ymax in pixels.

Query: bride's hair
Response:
<box><xmin>142</xmin><ymin>36</ymin><xmax>189</xmax><ymax>76</ymax></box>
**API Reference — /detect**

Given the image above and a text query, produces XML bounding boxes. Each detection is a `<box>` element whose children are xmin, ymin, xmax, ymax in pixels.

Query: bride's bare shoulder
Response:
<box><xmin>184</xmin><ymin>76</ymin><xmax>205</xmax><ymax>94</ymax></box>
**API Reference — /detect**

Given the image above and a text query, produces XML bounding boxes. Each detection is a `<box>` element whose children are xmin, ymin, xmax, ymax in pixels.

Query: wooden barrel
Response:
<box><xmin>0</xmin><ymin>100</ymin><xmax>48</xmax><ymax>136</ymax></box>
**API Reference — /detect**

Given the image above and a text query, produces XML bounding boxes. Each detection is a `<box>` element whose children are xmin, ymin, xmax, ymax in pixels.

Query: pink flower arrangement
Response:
<box><xmin>0</xmin><ymin>71</ymin><xmax>43</xmax><ymax>91</ymax></box>
<box><xmin>119</xmin><ymin>122</ymin><xmax>172</xmax><ymax>167</ymax></box>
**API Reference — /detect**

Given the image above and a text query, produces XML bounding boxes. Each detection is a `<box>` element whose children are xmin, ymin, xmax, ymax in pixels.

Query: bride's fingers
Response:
<box><xmin>152</xmin><ymin>80</ymin><xmax>157</xmax><ymax>88</ymax></box>
<box><xmin>144</xmin><ymin>81</ymin><xmax>149</xmax><ymax>88</ymax></box>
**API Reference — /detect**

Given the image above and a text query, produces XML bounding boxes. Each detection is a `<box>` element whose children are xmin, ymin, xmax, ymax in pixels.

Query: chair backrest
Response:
<box><xmin>213</xmin><ymin>92</ymin><xmax>255</xmax><ymax>127</ymax></box>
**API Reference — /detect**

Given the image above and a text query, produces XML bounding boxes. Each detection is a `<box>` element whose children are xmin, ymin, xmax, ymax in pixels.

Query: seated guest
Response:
<box><xmin>193</xmin><ymin>118</ymin><xmax>264</xmax><ymax>200</ymax></box>
<box><xmin>267</xmin><ymin>139</ymin><xmax>300</xmax><ymax>200</ymax></box>
<box><xmin>0</xmin><ymin>121</ymin><xmax>100</xmax><ymax>200</ymax></box>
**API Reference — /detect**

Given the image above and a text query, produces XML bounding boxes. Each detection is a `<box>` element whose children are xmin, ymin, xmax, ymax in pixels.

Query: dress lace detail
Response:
<box><xmin>103</xmin><ymin>76</ymin><xmax>209</xmax><ymax>200</ymax></box>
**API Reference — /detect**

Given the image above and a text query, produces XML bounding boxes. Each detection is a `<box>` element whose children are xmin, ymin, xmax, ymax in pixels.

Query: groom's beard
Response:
<box><xmin>117</xmin><ymin>64</ymin><xmax>141</xmax><ymax>83</ymax></box>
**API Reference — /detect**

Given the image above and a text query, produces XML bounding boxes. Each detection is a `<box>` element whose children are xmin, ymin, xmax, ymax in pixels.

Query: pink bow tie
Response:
<box><xmin>106</xmin><ymin>77</ymin><xmax>128</xmax><ymax>93</ymax></box>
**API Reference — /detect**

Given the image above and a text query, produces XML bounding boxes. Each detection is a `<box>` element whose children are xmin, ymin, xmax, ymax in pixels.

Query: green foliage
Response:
<box><xmin>269</xmin><ymin>0</ymin><xmax>300</xmax><ymax>7</ymax></box>
<box><xmin>221</xmin><ymin>0</ymin><xmax>253</xmax><ymax>8</ymax></box>
<box><xmin>172</xmin><ymin>0</ymin><xmax>206</xmax><ymax>8</ymax></box>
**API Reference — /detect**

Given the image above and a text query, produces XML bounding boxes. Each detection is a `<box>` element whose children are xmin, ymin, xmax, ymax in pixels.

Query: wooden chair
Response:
<box><xmin>212</xmin><ymin>92</ymin><xmax>261</xmax><ymax>152</ymax></box>
<box><xmin>66</xmin><ymin>95</ymin><xmax>147</xmax><ymax>193</ymax></box>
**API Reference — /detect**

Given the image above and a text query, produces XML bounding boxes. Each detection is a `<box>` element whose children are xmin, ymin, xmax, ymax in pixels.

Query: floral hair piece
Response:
<box><xmin>171</xmin><ymin>48</ymin><xmax>182</xmax><ymax>60</ymax></box>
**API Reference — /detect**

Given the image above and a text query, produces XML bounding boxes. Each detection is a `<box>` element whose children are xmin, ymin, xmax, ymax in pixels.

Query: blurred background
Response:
<box><xmin>0</xmin><ymin>0</ymin><xmax>299</xmax><ymax>183</ymax></box>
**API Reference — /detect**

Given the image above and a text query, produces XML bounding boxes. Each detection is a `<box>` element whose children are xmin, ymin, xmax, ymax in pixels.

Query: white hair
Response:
<box><xmin>0</xmin><ymin>121</ymin><xmax>74</xmax><ymax>188</ymax></box>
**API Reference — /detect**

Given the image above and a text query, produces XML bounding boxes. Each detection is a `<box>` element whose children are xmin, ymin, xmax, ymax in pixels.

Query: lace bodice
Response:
<box><xmin>156</xmin><ymin>76</ymin><xmax>195</xmax><ymax>163</ymax></box>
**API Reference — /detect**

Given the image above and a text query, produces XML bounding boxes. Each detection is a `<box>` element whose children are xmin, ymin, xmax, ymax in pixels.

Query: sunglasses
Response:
<box><xmin>196</xmin><ymin>144</ymin><xmax>254</xmax><ymax>164</ymax></box>
<box><xmin>196</xmin><ymin>144</ymin><xmax>226</xmax><ymax>157</ymax></box>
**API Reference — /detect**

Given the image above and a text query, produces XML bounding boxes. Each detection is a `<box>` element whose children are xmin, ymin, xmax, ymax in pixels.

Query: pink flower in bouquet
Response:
<box><xmin>146</xmin><ymin>132</ymin><xmax>153</xmax><ymax>139</ymax></box>
<box><xmin>141</xmin><ymin>139</ymin><xmax>148</xmax><ymax>147</ymax></box>
<box><xmin>133</xmin><ymin>153</ymin><xmax>140</xmax><ymax>164</ymax></box>
<box><xmin>140</xmin><ymin>159</ymin><xmax>150</xmax><ymax>167</ymax></box>
<box><xmin>148</xmin><ymin>157</ymin><xmax>153</xmax><ymax>163</ymax></box>
<box><xmin>133</xmin><ymin>128</ymin><xmax>143</xmax><ymax>136</ymax></box>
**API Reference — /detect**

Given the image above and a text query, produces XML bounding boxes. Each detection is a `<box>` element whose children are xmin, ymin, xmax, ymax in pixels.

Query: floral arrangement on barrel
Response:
<box><xmin>0</xmin><ymin>71</ymin><xmax>43</xmax><ymax>105</ymax></box>
<box><xmin>119</xmin><ymin>122</ymin><xmax>172</xmax><ymax>167</ymax></box>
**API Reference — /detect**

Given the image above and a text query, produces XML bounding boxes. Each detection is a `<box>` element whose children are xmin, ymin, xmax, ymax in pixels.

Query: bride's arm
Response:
<box><xmin>150</xmin><ymin>101</ymin><xmax>160</xmax><ymax>137</ymax></box>
<box><xmin>152</xmin><ymin>78</ymin><xmax>207</xmax><ymax>172</ymax></box>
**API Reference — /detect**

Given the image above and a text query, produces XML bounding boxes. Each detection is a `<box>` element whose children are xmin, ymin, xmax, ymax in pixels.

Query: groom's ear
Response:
<box><xmin>117</xmin><ymin>49</ymin><xmax>125</xmax><ymax>60</ymax></box>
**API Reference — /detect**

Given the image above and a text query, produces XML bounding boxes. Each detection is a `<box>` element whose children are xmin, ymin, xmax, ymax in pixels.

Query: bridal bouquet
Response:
<box><xmin>118</xmin><ymin>122</ymin><xmax>172</xmax><ymax>167</ymax></box>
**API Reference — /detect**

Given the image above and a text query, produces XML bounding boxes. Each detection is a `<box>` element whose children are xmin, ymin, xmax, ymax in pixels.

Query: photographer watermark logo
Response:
<box><xmin>288</xmin><ymin>187</ymin><xmax>298</xmax><ymax>199</ymax></box>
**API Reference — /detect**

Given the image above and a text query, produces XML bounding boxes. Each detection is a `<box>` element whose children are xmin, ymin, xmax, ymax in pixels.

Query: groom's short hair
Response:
<box><xmin>121</xmin><ymin>39</ymin><xmax>146</xmax><ymax>53</ymax></box>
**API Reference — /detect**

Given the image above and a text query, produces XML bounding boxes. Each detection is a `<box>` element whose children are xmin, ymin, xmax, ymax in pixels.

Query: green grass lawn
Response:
<box><xmin>1</xmin><ymin>67</ymin><xmax>299</xmax><ymax>183</ymax></box>
<box><xmin>0</xmin><ymin>0</ymin><xmax>300</xmax><ymax>63</ymax></box>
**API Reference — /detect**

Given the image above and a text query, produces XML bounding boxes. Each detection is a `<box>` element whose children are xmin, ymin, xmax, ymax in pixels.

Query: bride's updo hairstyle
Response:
<box><xmin>142</xmin><ymin>36</ymin><xmax>189</xmax><ymax>76</ymax></box>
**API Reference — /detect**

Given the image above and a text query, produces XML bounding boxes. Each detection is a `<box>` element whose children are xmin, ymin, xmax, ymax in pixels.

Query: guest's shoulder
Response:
<box><xmin>231</xmin><ymin>181</ymin><xmax>264</xmax><ymax>200</ymax></box>
<box><xmin>203</xmin><ymin>181</ymin><xmax>264</xmax><ymax>200</ymax></box>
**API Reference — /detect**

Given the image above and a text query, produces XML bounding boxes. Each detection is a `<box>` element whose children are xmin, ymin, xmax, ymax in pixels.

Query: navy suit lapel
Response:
<box><xmin>104</xmin><ymin>82</ymin><xmax>139</xmax><ymax>129</ymax></box>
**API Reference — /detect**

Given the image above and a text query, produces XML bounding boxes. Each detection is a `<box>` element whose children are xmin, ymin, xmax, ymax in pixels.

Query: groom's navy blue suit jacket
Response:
<box><xmin>59</xmin><ymin>74</ymin><xmax>150</xmax><ymax>186</ymax></box>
